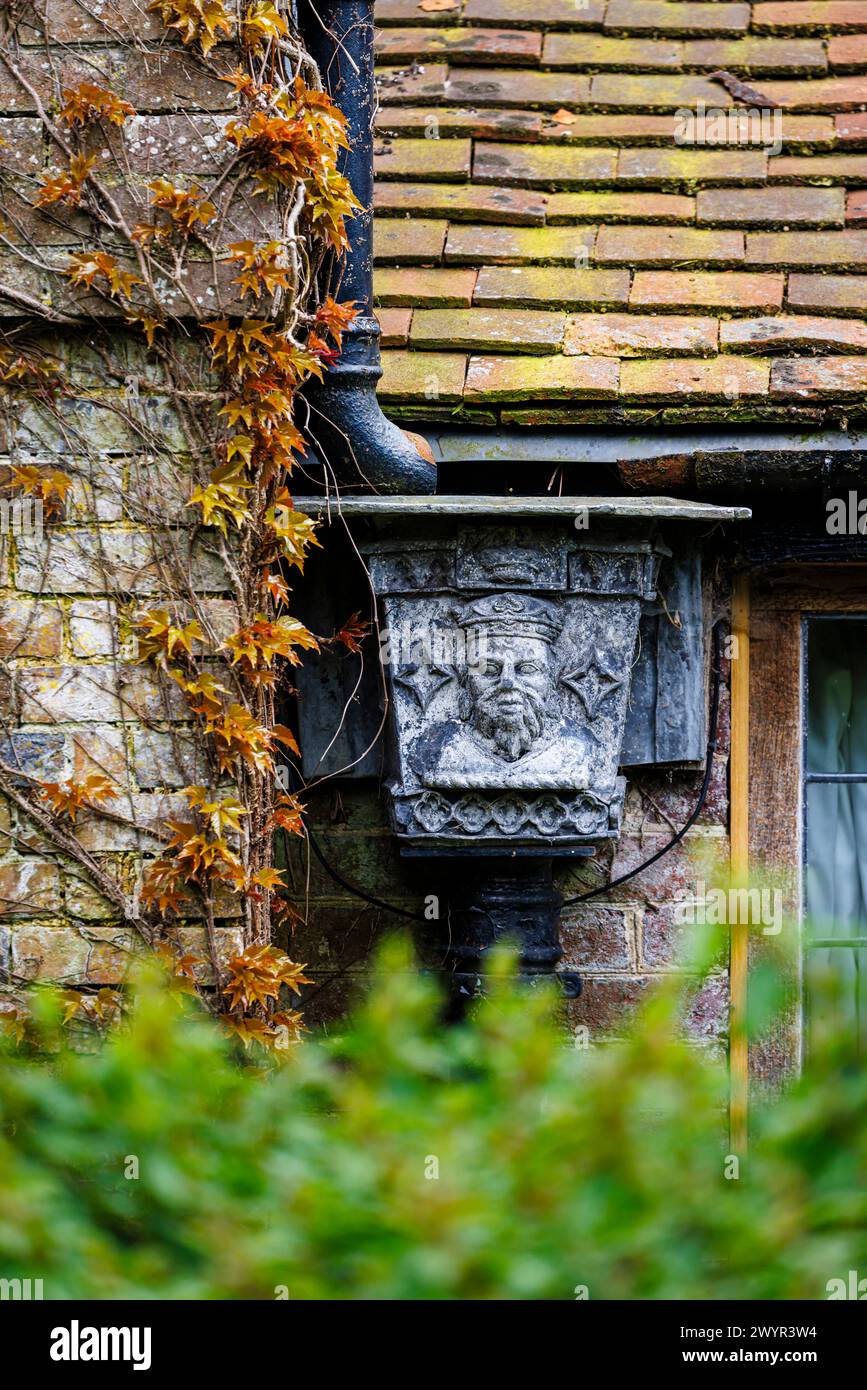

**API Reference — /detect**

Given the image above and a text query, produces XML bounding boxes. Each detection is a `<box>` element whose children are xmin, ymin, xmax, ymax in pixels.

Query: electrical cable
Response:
<box><xmin>560</xmin><ymin>618</ymin><xmax>724</xmax><ymax>906</ymax></box>
<box><xmin>300</xmin><ymin>620</ymin><xmax>725</xmax><ymax>923</ymax></box>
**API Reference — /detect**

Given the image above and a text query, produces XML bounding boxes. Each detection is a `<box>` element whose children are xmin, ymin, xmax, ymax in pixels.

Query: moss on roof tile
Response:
<box><xmin>372</xmin><ymin>1</ymin><xmax>867</xmax><ymax>423</ymax></box>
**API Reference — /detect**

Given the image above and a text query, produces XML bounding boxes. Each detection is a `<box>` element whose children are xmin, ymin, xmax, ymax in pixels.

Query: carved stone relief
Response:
<box><xmin>356</xmin><ymin>518</ymin><xmax>665</xmax><ymax>850</ymax></box>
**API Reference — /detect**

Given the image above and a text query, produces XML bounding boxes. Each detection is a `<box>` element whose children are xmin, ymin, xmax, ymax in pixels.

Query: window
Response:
<box><xmin>804</xmin><ymin>615</ymin><xmax>867</xmax><ymax>1052</ymax></box>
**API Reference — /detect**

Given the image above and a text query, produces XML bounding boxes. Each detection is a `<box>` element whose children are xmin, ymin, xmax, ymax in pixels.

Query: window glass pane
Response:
<box><xmin>805</xmin><ymin>780</ymin><xmax>867</xmax><ymax>1049</ymax></box>
<box><xmin>806</xmin><ymin>617</ymin><xmax>867</xmax><ymax>774</ymax></box>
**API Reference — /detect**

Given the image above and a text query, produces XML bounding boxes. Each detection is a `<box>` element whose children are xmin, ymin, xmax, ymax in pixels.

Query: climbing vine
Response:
<box><xmin>0</xmin><ymin>0</ymin><xmax>361</xmax><ymax>1048</ymax></box>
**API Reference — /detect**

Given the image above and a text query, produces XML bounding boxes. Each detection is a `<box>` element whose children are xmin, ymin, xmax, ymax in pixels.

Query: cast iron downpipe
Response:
<box><xmin>296</xmin><ymin>0</ymin><xmax>436</xmax><ymax>494</ymax></box>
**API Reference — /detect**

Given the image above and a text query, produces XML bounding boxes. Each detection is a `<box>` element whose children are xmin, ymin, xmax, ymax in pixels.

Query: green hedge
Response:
<box><xmin>1</xmin><ymin>941</ymin><xmax>865</xmax><ymax>1300</ymax></box>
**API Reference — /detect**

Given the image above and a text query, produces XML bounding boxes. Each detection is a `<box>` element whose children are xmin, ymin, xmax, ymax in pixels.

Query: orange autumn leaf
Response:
<box><xmin>148</xmin><ymin>178</ymin><xmax>216</xmax><ymax>234</ymax></box>
<box><xmin>332</xmin><ymin>611</ymin><xmax>369</xmax><ymax>655</ymax></box>
<box><xmin>147</xmin><ymin>0</ymin><xmax>234</xmax><ymax>55</ymax></box>
<box><xmin>67</xmin><ymin>251</ymin><xmax>142</xmax><ymax>300</ymax></box>
<box><xmin>269</xmin><ymin>793</ymin><xmax>305</xmax><ymax>836</ymax></box>
<box><xmin>60</xmin><ymin>83</ymin><xmax>134</xmax><ymax>127</ymax></box>
<box><xmin>36</xmin><ymin>154</ymin><xmax>97</xmax><ymax>207</ymax></box>
<box><xmin>39</xmin><ymin>773</ymin><xmax>118</xmax><ymax>823</ymax></box>
<box><xmin>223</xmin><ymin>944</ymin><xmax>310</xmax><ymax>1012</ymax></box>
<box><xmin>10</xmin><ymin>465</ymin><xmax>72</xmax><ymax>518</ymax></box>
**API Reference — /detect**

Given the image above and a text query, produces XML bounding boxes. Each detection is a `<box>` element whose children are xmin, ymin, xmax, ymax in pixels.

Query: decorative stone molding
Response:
<box><xmin>296</xmin><ymin>496</ymin><xmax>747</xmax><ymax>855</ymax></box>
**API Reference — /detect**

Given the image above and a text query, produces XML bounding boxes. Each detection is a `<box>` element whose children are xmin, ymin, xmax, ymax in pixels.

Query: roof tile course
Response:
<box><xmin>373</xmin><ymin>0</ymin><xmax>867</xmax><ymax>421</ymax></box>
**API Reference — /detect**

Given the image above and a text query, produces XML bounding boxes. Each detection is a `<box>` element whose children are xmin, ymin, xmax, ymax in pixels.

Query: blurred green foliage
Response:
<box><xmin>0</xmin><ymin>939</ymin><xmax>865</xmax><ymax>1300</ymax></box>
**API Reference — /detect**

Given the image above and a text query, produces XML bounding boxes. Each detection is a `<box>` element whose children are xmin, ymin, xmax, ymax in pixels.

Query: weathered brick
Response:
<box><xmin>721</xmin><ymin>316</ymin><xmax>867</xmax><ymax>353</ymax></box>
<box><xmin>474</xmin><ymin>266</ymin><xmax>631</xmax><ymax>309</ymax></box>
<box><xmin>684</xmin><ymin>976</ymin><xmax>729</xmax><ymax>1043</ymax></box>
<box><xmin>465</xmin><ymin>354</ymin><xmax>619</xmax><ymax>401</ymax></box>
<box><xmin>131</xmin><ymin>727</ymin><xmax>207</xmax><ymax>789</ymax></box>
<box><xmin>753</xmin><ymin>2</ymin><xmax>867</xmax><ymax>30</ymax></box>
<box><xmin>374</xmin><ymin>267</ymin><xmax>477</xmax><ymax>307</ymax></box>
<box><xmin>15</xmin><ymin>527</ymin><xmax>226</xmax><ymax>594</ymax></box>
<box><xmin>594</xmin><ymin>226</ymin><xmax>744</xmax><ymax>265</ymax></box>
<box><xmin>463</xmin><ymin>0</ymin><xmax>606</xmax><ymax>23</ymax></box>
<box><xmin>591</xmin><ymin>73</ymin><xmax>733</xmax><ymax>109</ymax></box>
<box><xmin>746</xmin><ymin>230</ymin><xmax>867</xmax><ymax>267</ymax></box>
<box><xmin>10</xmin><ymin>924</ymin><xmax>136</xmax><ymax>984</ymax></box>
<box><xmin>565</xmin><ymin>313</ymin><xmax>719</xmax><ymax>356</ymax></box>
<box><xmin>375</xmin><ymin>181</ymin><xmax>548</xmax><ymax>224</ymax></box>
<box><xmin>0</xmin><ymin>252</ymin><xmax>44</xmax><ymax>312</ymax></box>
<box><xmin>789</xmin><ymin>272</ymin><xmax>867</xmax><ymax>314</ymax></box>
<box><xmin>682</xmin><ymin>37</ymin><xmax>827</xmax><ymax>71</ymax></box>
<box><xmin>445</xmin><ymin>223</ymin><xmax>596</xmax><ymax>264</ymax></box>
<box><xmin>375</xmin><ymin>26</ymin><xmax>543</xmax><ymax>64</ymax></box>
<box><xmin>847</xmin><ymin>190</ymin><xmax>867</xmax><ymax>225</ymax></box>
<box><xmin>17</xmin><ymin>0</ymin><xmax>163</xmax><ymax>42</ymax></box>
<box><xmin>758</xmin><ymin>77</ymin><xmax>867</xmax><ymax>110</ymax></box>
<box><xmin>542</xmin><ymin>113</ymin><xmax>682</xmax><ymax>142</ymax></box>
<box><xmin>70</xmin><ymin>724</ymin><xmax>130</xmax><ymax>783</ymax></box>
<box><xmin>118</xmin><ymin>48</ymin><xmax>235</xmax><ymax>113</ymax></box>
<box><xmin>289</xmin><ymin>828</ymin><xmax>417</xmax><ymax>903</ymax></box>
<box><xmin>375</xmin><ymin>64</ymin><xmax>449</xmax><ymax>105</ymax></box>
<box><xmin>374</xmin><ymin>137</ymin><xmax>472</xmax><ymax>181</ymax></box>
<box><xmin>837</xmin><ymin>112</ymin><xmax>867</xmax><ymax>143</ymax></box>
<box><xmin>540</xmin><ymin>111</ymin><xmax>829</xmax><ymax>146</ymax></box>
<box><xmin>605</xmin><ymin>1</ymin><xmax>750</xmax><ymax>33</ymax></box>
<box><xmin>0</xmin><ymin>859</ymin><xmax>62</xmax><ymax>917</ymax></box>
<box><xmin>377</xmin><ymin>105</ymin><xmax>543</xmax><ymax>140</ymax></box>
<box><xmin>444</xmin><ymin>68</ymin><xmax>591</xmax><ymax>109</ymax></box>
<box><xmin>559</xmin><ymin>906</ymin><xmax>635</xmax><ymax>971</ymax></box>
<box><xmin>375</xmin><ymin>307</ymin><xmax>413</xmax><ymax>346</ymax></box>
<box><xmin>115</xmin><ymin>114</ymin><xmax>238</xmax><ymax>176</ymax></box>
<box><xmin>0</xmin><ymin>600</ymin><xmax>63</xmax><ymax>659</ymax></box>
<box><xmin>770</xmin><ymin>357</ymin><xmax>867</xmax><ymax>398</ymax></box>
<box><xmin>565</xmin><ymin>977</ymin><xmax>651</xmax><ymax>1039</ymax></box>
<box><xmin>544</xmin><ymin>35</ymin><xmax>684</xmax><ymax>68</ymax></box>
<box><xmin>546</xmin><ymin>191</ymin><xmax>695</xmax><ymax>223</ymax></box>
<box><xmin>377</xmin><ymin>350</ymin><xmax>467</xmax><ymax>402</ymax></box>
<box><xmin>619</xmin><ymin>356</ymin><xmax>771</xmax><ymax>398</ymax></box>
<box><xmin>0</xmin><ymin>729</ymin><xmax>67</xmax><ymax>785</ymax></box>
<box><xmin>376</xmin><ymin>0</ymin><xmax>462</xmax><ymax>22</ymax></box>
<box><xmin>374</xmin><ymin>218</ymin><xmax>447</xmax><ymax>263</ymax></box>
<box><xmin>828</xmin><ymin>34</ymin><xmax>867</xmax><ymax>67</ymax></box>
<box><xmin>697</xmin><ymin>185</ymin><xmax>845</xmax><ymax>226</ymax></box>
<box><xmin>768</xmin><ymin>154</ymin><xmax>867</xmax><ymax>180</ymax></box>
<box><xmin>66</xmin><ymin>856</ymin><xmax>137</xmax><ymax>921</ymax></box>
<box><xmin>68</xmin><ymin>601</ymin><xmax>121</xmax><ymax>659</ymax></box>
<box><xmin>631</xmin><ymin>270</ymin><xmax>784</xmax><ymax>311</ymax></box>
<box><xmin>410</xmin><ymin>307</ymin><xmax>566</xmax><ymax>353</ymax></box>
<box><xmin>616</xmin><ymin>147</ymin><xmax>768</xmax><ymax>183</ymax></box>
<box><xmin>16</xmin><ymin>665</ymin><xmax>185</xmax><ymax>724</ymax></box>
<box><xmin>0</xmin><ymin>118</ymin><xmax>45</xmax><ymax>170</ymax></box>
<box><xmin>474</xmin><ymin>142</ymin><xmax>617</xmax><ymax>188</ymax></box>
<box><xmin>0</xmin><ymin>48</ymin><xmax>113</xmax><ymax>112</ymax></box>
<box><xmin>67</xmin><ymin>454</ymin><xmax>125</xmax><ymax>524</ymax></box>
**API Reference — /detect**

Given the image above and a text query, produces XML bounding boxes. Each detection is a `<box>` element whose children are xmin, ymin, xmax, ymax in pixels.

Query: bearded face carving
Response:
<box><xmin>459</xmin><ymin>633</ymin><xmax>555</xmax><ymax>762</ymax></box>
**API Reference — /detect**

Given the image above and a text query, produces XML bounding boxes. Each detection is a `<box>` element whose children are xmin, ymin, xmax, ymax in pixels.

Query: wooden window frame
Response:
<box><xmin>740</xmin><ymin>565</ymin><xmax>867</xmax><ymax>1128</ymax></box>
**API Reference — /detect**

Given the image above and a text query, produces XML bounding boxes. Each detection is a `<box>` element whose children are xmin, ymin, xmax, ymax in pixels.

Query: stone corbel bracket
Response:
<box><xmin>296</xmin><ymin>496</ymin><xmax>749</xmax><ymax>855</ymax></box>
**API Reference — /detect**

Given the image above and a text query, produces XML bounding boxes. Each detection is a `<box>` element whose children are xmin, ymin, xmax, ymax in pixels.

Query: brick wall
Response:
<box><xmin>0</xmin><ymin>3</ymin><xmax>247</xmax><ymax>987</ymax></box>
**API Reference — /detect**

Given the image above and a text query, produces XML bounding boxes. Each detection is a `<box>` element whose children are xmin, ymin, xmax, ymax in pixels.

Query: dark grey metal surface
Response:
<box><xmin>621</xmin><ymin>545</ymin><xmax>706</xmax><ymax>767</ymax></box>
<box><xmin>296</xmin><ymin>0</ymin><xmax>436</xmax><ymax>493</ymax></box>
